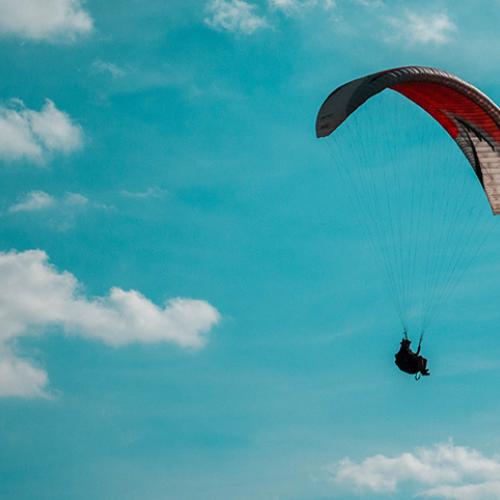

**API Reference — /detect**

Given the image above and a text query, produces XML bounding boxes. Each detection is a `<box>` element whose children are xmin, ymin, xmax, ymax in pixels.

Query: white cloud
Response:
<box><xmin>7</xmin><ymin>191</ymin><xmax>105</xmax><ymax>231</ymax></box>
<box><xmin>205</xmin><ymin>0</ymin><xmax>267</xmax><ymax>34</ymax></box>
<box><xmin>0</xmin><ymin>347</ymin><xmax>49</xmax><ymax>398</ymax></box>
<box><xmin>0</xmin><ymin>0</ymin><xmax>93</xmax><ymax>42</ymax></box>
<box><xmin>386</xmin><ymin>11</ymin><xmax>456</xmax><ymax>45</ymax></box>
<box><xmin>0</xmin><ymin>99</ymin><xmax>83</xmax><ymax>164</ymax></box>
<box><xmin>64</xmin><ymin>192</ymin><xmax>88</xmax><ymax>206</ymax></box>
<box><xmin>9</xmin><ymin>191</ymin><xmax>55</xmax><ymax>213</ymax></box>
<box><xmin>8</xmin><ymin>190</ymin><xmax>90</xmax><ymax>213</ymax></box>
<box><xmin>420</xmin><ymin>481</ymin><xmax>500</xmax><ymax>499</ymax></box>
<box><xmin>329</xmin><ymin>441</ymin><xmax>500</xmax><ymax>499</ymax></box>
<box><xmin>0</xmin><ymin>250</ymin><xmax>221</xmax><ymax>398</ymax></box>
<box><xmin>9</xmin><ymin>190</ymin><xmax>89</xmax><ymax>212</ymax></box>
<box><xmin>268</xmin><ymin>0</ymin><xmax>335</xmax><ymax>14</ymax></box>
<box><xmin>91</xmin><ymin>59</ymin><xmax>126</xmax><ymax>78</ymax></box>
<box><xmin>269</xmin><ymin>0</ymin><xmax>302</xmax><ymax>13</ymax></box>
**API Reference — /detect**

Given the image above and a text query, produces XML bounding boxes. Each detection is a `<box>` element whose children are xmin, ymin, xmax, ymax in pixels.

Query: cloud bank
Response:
<box><xmin>0</xmin><ymin>0</ymin><xmax>93</xmax><ymax>42</ymax></box>
<box><xmin>0</xmin><ymin>99</ymin><xmax>83</xmax><ymax>163</ymax></box>
<box><xmin>330</xmin><ymin>441</ymin><xmax>500</xmax><ymax>499</ymax></box>
<box><xmin>0</xmin><ymin>250</ymin><xmax>221</xmax><ymax>398</ymax></box>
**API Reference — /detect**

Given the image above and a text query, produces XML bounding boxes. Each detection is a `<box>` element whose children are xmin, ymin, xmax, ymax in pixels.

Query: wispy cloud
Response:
<box><xmin>119</xmin><ymin>187</ymin><xmax>167</xmax><ymax>199</ymax></box>
<box><xmin>90</xmin><ymin>61</ymin><xmax>207</xmax><ymax>102</ymax></box>
<box><xmin>204</xmin><ymin>0</ymin><xmax>268</xmax><ymax>35</ymax></box>
<box><xmin>328</xmin><ymin>441</ymin><xmax>500</xmax><ymax>499</ymax></box>
<box><xmin>0</xmin><ymin>99</ymin><xmax>83</xmax><ymax>164</ymax></box>
<box><xmin>0</xmin><ymin>0</ymin><xmax>93</xmax><ymax>42</ymax></box>
<box><xmin>269</xmin><ymin>0</ymin><xmax>335</xmax><ymax>15</ymax></box>
<box><xmin>0</xmin><ymin>250</ymin><xmax>221</xmax><ymax>398</ymax></box>
<box><xmin>353</xmin><ymin>0</ymin><xmax>383</xmax><ymax>6</ymax></box>
<box><xmin>385</xmin><ymin>11</ymin><xmax>457</xmax><ymax>45</ymax></box>
<box><xmin>420</xmin><ymin>481</ymin><xmax>500</xmax><ymax>499</ymax></box>
<box><xmin>7</xmin><ymin>191</ymin><xmax>109</xmax><ymax>231</ymax></box>
<box><xmin>8</xmin><ymin>191</ymin><xmax>92</xmax><ymax>214</ymax></box>
<box><xmin>91</xmin><ymin>59</ymin><xmax>126</xmax><ymax>78</ymax></box>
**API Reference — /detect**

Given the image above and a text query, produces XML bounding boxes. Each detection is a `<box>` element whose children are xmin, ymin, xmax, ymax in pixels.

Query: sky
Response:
<box><xmin>1</xmin><ymin>1</ymin><xmax>500</xmax><ymax>499</ymax></box>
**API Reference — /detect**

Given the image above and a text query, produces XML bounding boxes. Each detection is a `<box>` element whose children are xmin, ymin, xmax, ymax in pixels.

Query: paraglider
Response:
<box><xmin>316</xmin><ymin>66</ymin><xmax>500</xmax><ymax>378</ymax></box>
<box><xmin>395</xmin><ymin>335</ymin><xmax>429</xmax><ymax>380</ymax></box>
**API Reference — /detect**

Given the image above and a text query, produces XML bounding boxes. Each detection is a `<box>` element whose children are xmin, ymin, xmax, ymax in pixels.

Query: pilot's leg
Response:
<box><xmin>419</xmin><ymin>356</ymin><xmax>430</xmax><ymax>375</ymax></box>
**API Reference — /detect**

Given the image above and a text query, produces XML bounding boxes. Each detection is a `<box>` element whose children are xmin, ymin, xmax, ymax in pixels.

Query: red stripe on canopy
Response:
<box><xmin>392</xmin><ymin>82</ymin><xmax>500</xmax><ymax>143</ymax></box>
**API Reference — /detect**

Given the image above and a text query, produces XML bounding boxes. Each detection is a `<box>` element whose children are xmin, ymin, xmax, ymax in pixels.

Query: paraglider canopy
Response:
<box><xmin>316</xmin><ymin>66</ymin><xmax>500</xmax><ymax>214</ymax></box>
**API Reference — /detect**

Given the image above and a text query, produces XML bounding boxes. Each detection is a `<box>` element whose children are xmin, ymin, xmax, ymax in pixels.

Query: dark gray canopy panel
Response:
<box><xmin>316</xmin><ymin>66</ymin><xmax>500</xmax><ymax>214</ymax></box>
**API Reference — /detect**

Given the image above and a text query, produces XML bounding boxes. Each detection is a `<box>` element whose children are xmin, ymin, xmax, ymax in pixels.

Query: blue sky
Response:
<box><xmin>1</xmin><ymin>1</ymin><xmax>500</xmax><ymax>499</ymax></box>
